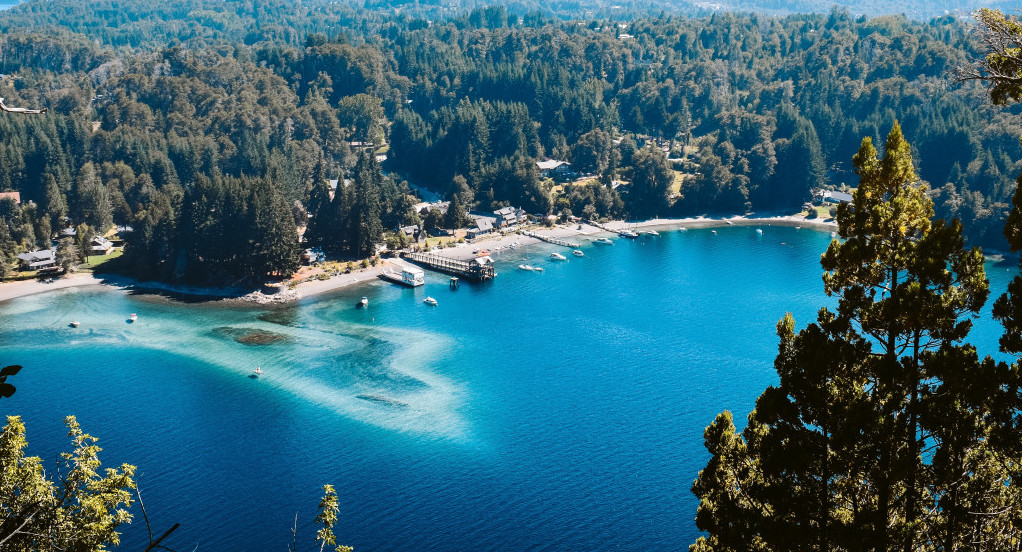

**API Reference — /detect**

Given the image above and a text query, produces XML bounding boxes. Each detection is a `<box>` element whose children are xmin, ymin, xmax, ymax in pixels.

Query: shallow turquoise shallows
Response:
<box><xmin>0</xmin><ymin>226</ymin><xmax>1014</xmax><ymax>551</ymax></box>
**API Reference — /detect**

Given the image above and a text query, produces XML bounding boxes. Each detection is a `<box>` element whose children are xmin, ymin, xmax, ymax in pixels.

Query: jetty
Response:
<box><xmin>582</xmin><ymin>219</ymin><xmax>616</xmax><ymax>233</ymax></box>
<box><xmin>522</xmin><ymin>230</ymin><xmax>580</xmax><ymax>249</ymax></box>
<box><xmin>403</xmin><ymin>252</ymin><xmax>495</xmax><ymax>282</ymax></box>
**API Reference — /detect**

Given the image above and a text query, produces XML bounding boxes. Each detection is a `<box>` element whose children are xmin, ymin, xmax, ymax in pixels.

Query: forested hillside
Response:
<box><xmin>0</xmin><ymin>0</ymin><xmax>1018</xmax><ymax>285</ymax></box>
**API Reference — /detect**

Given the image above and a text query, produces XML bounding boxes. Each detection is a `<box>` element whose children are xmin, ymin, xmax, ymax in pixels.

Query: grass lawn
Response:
<box><xmin>79</xmin><ymin>248</ymin><xmax>124</xmax><ymax>271</ymax></box>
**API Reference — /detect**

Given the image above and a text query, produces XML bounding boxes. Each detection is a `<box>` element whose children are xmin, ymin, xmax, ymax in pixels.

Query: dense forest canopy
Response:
<box><xmin>0</xmin><ymin>0</ymin><xmax>1020</xmax><ymax>285</ymax></box>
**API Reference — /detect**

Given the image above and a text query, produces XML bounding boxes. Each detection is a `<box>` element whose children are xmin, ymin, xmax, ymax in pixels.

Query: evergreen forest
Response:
<box><xmin>0</xmin><ymin>0</ymin><xmax>1019</xmax><ymax>287</ymax></box>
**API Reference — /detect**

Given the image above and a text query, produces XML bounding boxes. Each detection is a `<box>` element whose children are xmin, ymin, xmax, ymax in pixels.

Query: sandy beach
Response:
<box><xmin>0</xmin><ymin>213</ymin><xmax>835</xmax><ymax>305</ymax></box>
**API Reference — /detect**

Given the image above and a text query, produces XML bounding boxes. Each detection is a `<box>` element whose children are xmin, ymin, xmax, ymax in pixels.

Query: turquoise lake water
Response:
<box><xmin>0</xmin><ymin>226</ymin><xmax>1015</xmax><ymax>551</ymax></box>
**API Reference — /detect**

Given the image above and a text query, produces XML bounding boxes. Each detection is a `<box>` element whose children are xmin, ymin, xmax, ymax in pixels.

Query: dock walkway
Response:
<box><xmin>403</xmin><ymin>252</ymin><xmax>495</xmax><ymax>282</ymax></box>
<box><xmin>521</xmin><ymin>230</ymin><xmax>580</xmax><ymax>249</ymax></box>
<box><xmin>582</xmin><ymin>219</ymin><xmax>616</xmax><ymax>233</ymax></box>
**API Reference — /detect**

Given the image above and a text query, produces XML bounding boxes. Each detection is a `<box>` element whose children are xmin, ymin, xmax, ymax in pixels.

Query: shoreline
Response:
<box><xmin>0</xmin><ymin>214</ymin><xmax>836</xmax><ymax>305</ymax></box>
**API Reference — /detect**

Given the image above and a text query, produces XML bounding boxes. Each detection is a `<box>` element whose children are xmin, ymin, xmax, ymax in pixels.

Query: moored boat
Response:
<box><xmin>595</xmin><ymin>237</ymin><xmax>614</xmax><ymax>245</ymax></box>
<box><xmin>358</xmin><ymin>296</ymin><xmax>369</xmax><ymax>308</ymax></box>
<box><xmin>423</xmin><ymin>296</ymin><xmax>438</xmax><ymax>306</ymax></box>
<box><xmin>550</xmin><ymin>252</ymin><xmax>567</xmax><ymax>261</ymax></box>
<box><xmin>619</xmin><ymin>230</ymin><xmax>639</xmax><ymax>239</ymax></box>
<box><xmin>69</xmin><ymin>321</ymin><xmax>80</xmax><ymax>328</ymax></box>
<box><xmin>572</xmin><ymin>250</ymin><xmax>584</xmax><ymax>257</ymax></box>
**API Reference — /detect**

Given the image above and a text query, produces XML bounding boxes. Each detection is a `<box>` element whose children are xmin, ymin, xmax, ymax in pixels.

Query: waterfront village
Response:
<box><xmin>0</xmin><ymin>158</ymin><xmax>848</xmax><ymax>303</ymax></box>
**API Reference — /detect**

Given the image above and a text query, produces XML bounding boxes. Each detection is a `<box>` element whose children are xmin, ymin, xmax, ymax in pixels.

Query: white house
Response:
<box><xmin>536</xmin><ymin>159</ymin><xmax>572</xmax><ymax>178</ymax></box>
<box><xmin>494</xmin><ymin>206</ymin><xmax>527</xmax><ymax>228</ymax></box>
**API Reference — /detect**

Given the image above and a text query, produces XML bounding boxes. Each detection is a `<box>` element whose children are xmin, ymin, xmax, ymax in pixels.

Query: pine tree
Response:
<box><xmin>691</xmin><ymin>124</ymin><xmax>1010</xmax><ymax>551</ymax></box>
<box><xmin>348</xmin><ymin>152</ymin><xmax>382</xmax><ymax>259</ymax></box>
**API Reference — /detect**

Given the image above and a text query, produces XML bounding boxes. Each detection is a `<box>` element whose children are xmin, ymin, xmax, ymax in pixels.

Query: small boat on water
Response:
<box><xmin>640</xmin><ymin>230</ymin><xmax>660</xmax><ymax>237</ymax></box>
<box><xmin>572</xmin><ymin>250</ymin><xmax>584</xmax><ymax>257</ymax></box>
<box><xmin>679</xmin><ymin>227</ymin><xmax>688</xmax><ymax>232</ymax></box>
<box><xmin>358</xmin><ymin>297</ymin><xmax>369</xmax><ymax>308</ymax></box>
<box><xmin>253</xmin><ymin>366</ymin><xmax>263</xmax><ymax>376</ymax></box>
<box><xmin>69</xmin><ymin>321</ymin><xmax>80</xmax><ymax>328</ymax></box>
<box><xmin>711</xmin><ymin>230</ymin><xmax>717</xmax><ymax>234</ymax></box>
<box><xmin>423</xmin><ymin>296</ymin><xmax>438</xmax><ymax>306</ymax></box>
<box><xmin>619</xmin><ymin>230</ymin><xmax>639</xmax><ymax>239</ymax></box>
<box><xmin>756</xmin><ymin>228</ymin><xmax>763</xmax><ymax>235</ymax></box>
<box><xmin>831</xmin><ymin>231</ymin><xmax>837</xmax><ymax>238</ymax></box>
<box><xmin>726</xmin><ymin>220</ymin><xmax>734</xmax><ymax>225</ymax></box>
<box><xmin>550</xmin><ymin>252</ymin><xmax>567</xmax><ymax>261</ymax></box>
<box><xmin>595</xmin><ymin>237</ymin><xmax>614</xmax><ymax>245</ymax></box>
<box><xmin>128</xmin><ymin>313</ymin><xmax>137</xmax><ymax>322</ymax></box>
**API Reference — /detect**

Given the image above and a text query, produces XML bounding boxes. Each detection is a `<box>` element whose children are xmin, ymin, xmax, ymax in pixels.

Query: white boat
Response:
<box><xmin>711</xmin><ymin>230</ymin><xmax>717</xmax><ymax>234</ymax></box>
<box><xmin>572</xmin><ymin>250</ymin><xmax>584</xmax><ymax>257</ymax></box>
<box><xmin>358</xmin><ymin>297</ymin><xmax>369</xmax><ymax>308</ymax></box>
<box><xmin>129</xmin><ymin>313</ymin><xmax>137</xmax><ymax>322</ymax></box>
<box><xmin>69</xmin><ymin>321</ymin><xmax>80</xmax><ymax>328</ymax></box>
<box><xmin>831</xmin><ymin>231</ymin><xmax>837</xmax><ymax>238</ymax></box>
<box><xmin>640</xmin><ymin>230</ymin><xmax>660</xmax><ymax>237</ymax></box>
<box><xmin>756</xmin><ymin>228</ymin><xmax>763</xmax><ymax>235</ymax></box>
<box><xmin>253</xmin><ymin>366</ymin><xmax>263</xmax><ymax>376</ymax></box>
<box><xmin>679</xmin><ymin>227</ymin><xmax>688</xmax><ymax>232</ymax></box>
<box><xmin>423</xmin><ymin>296</ymin><xmax>438</xmax><ymax>306</ymax></box>
<box><xmin>726</xmin><ymin>220</ymin><xmax>734</xmax><ymax>225</ymax></box>
<box><xmin>595</xmin><ymin>237</ymin><xmax>614</xmax><ymax>245</ymax></box>
<box><xmin>519</xmin><ymin>264</ymin><xmax>535</xmax><ymax>271</ymax></box>
<box><xmin>619</xmin><ymin>230</ymin><xmax>639</xmax><ymax>239</ymax></box>
<box><xmin>550</xmin><ymin>252</ymin><xmax>567</xmax><ymax>261</ymax></box>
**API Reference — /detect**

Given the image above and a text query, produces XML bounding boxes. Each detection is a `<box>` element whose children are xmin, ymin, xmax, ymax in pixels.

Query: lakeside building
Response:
<box><xmin>494</xmin><ymin>206</ymin><xmax>527</xmax><ymax>228</ymax></box>
<box><xmin>90</xmin><ymin>236</ymin><xmax>114</xmax><ymax>255</ymax></box>
<box><xmin>817</xmin><ymin>189</ymin><xmax>855</xmax><ymax>204</ymax></box>
<box><xmin>536</xmin><ymin>159</ymin><xmax>572</xmax><ymax>178</ymax></box>
<box><xmin>17</xmin><ymin>249</ymin><xmax>56</xmax><ymax>271</ymax></box>
<box><xmin>466</xmin><ymin>218</ymin><xmax>493</xmax><ymax>239</ymax></box>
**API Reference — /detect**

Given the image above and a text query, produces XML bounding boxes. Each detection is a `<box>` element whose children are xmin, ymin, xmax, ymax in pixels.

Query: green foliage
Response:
<box><xmin>691</xmin><ymin>125</ymin><xmax>1019</xmax><ymax>551</ymax></box>
<box><xmin>315</xmin><ymin>484</ymin><xmax>353</xmax><ymax>552</ymax></box>
<box><xmin>0</xmin><ymin>415</ymin><xmax>136</xmax><ymax>551</ymax></box>
<box><xmin>0</xmin><ymin>365</ymin><xmax>21</xmax><ymax>399</ymax></box>
<box><xmin>970</xmin><ymin>9</ymin><xmax>1022</xmax><ymax>106</ymax></box>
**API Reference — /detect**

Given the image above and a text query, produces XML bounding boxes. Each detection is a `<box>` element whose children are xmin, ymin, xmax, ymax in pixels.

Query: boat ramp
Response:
<box><xmin>402</xmin><ymin>251</ymin><xmax>496</xmax><ymax>282</ymax></box>
<box><xmin>521</xmin><ymin>230</ymin><xmax>580</xmax><ymax>249</ymax></box>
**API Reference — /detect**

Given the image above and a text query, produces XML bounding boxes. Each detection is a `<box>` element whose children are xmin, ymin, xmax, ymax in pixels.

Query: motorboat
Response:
<box><xmin>572</xmin><ymin>250</ymin><xmax>584</xmax><ymax>257</ymax></box>
<box><xmin>756</xmin><ymin>228</ymin><xmax>763</xmax><ymax>235</ymax></box>
<box><xmin>640</xmin><ymin>230</ymin><xmax>660</xmax><ymax>237</ymax></box>
<box><xmin>519</xmin><ymin>264</ymin><xmax>536</xmax><ymax>271</ymax></box>
<box><xmin>129</xmin><ymin>313</ymin><xmax>137</xmax><ymax>322</ymax></box>
<box><xmin>358</xmin><ymin>297</ymin><xmax>369</xmax><ymax>308</ymax></box>
<box><xmin>423</xmin><ymin>296</ymin><xmax>438</xmax><ymax>306</ymax></box>
<box><xmin>69</xmin><ymin>321</ymin><xmax>80</xmax><ymax>328</ymax></box>
<box><xmin>550</xmin><ymin>252</ymin><xmax>567</xmax><ymax>261</ymax></box>
<box><xmin>619</xmin><ymin>230</ymin><xmax>639</xmax><ymax>239</ymax></box>
<box><xmin>594</xmin><ymin>237</ymin><xmax>614</xmax><ymax>245</ymax></box>
<box><xmin>253</xmin><ymin>366</ymin><xmax>263</xmax><ymax>376</ymax></box>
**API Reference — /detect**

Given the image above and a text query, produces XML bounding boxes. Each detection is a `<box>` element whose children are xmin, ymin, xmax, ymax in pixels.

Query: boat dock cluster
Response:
<box><xmin>402</xmin><ymin>251</ymin><xmax>496</xmax><ymax>282</ymax></box>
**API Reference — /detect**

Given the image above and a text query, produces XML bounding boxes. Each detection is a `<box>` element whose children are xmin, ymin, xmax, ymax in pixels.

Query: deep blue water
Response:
<box><xmin>0</xmin><ymin>226</ymin><xmax>1015</xmax><ymax>551</ymax></box>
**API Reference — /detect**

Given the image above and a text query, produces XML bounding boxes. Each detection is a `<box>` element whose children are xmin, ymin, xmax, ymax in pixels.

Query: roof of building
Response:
<box><xmin>0</xmin><ymin>191</ymin><xmax>21</xmax><ymax>204</ymax></box>
<box><xmin>17</xmin><ymin>249</ymin><xmax>55</xmax><ymax>263</ymax></box>
<box><xmin>91</xmin><ymin>235</ymin><xmax>112</xmax><ymax>246</ymax></box>
<box><xmin>476</xmin><ymin>219</ymin><xmax>493</xmax><ymax>231</ymax></box>
<box><xmin>823</xmin><ymin>190</ymin><xmax>854</xmax><ymax>203</ymax></box>
<box><xmin>536</xmin><ymin>159</ymin><xmax>569</xmax><ymax>171</ymax></box>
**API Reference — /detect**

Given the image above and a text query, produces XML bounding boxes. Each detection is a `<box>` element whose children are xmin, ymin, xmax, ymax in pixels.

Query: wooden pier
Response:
<box><xmin>582</xmin><ymin>219</ymin><xmax>616</xmax><ymax>233</ymax></box>
<box><xmin>403</xmin><ymin>252</ymin><xmax>495</xmax><ymax>282</ymax></box>
<box><xmin>522</xmin><ymin>230</ymin><xmax>580</xmax><ymax>248</ymax></box>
